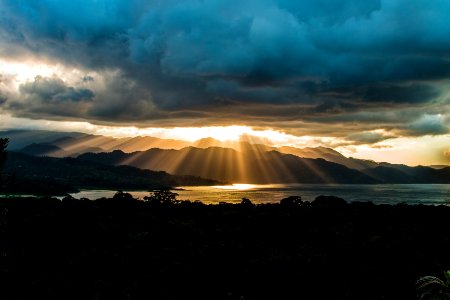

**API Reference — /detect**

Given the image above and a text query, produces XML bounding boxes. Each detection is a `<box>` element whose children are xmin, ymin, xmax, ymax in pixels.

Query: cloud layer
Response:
<box><xmin>0</xmin><ymin>0</ymin><xmax>450</xmax><ymax>143</ymax></box>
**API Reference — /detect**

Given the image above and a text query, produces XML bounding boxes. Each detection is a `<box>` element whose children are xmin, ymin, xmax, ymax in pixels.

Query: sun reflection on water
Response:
<box><xmin>213</xmin><ymin>184</ymin><xmax>257</xmax><ymax>190</ymax></box>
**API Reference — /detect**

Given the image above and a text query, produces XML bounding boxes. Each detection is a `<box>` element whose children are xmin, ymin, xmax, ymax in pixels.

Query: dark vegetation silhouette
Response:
<box><xmin>279</xmin><ymin>195</ymin><xmax>303</xmax><ymax>207</ymax></box>
<box><xmin>312</xmin><ymin>195</ymin><xmax>348</xmax><ymax>208</ymax></box>
<box><xmin>0</xmin><ymin>192</ymin><xmax>449</xmax><ymax>300</ymax></box>
<box><xmin>1</xmin><ymin>137</ymin><xmax>450</xmax><ymax>299</ymax></box>
<box><xmin>240</xmin><ymin>197</ymin><xmax>254</xmax><ymax>207</ymax></box>
<box><xmin>0</xmin><ymin>138</ymin><xmax>7</xmax><ymax>164</ymax></box>
<box><xmin>143</xmin><ymin>189</ymin><xmax>180</xmax><ymax>205</ymax></box>
<box><xmin>416</xmin><ymin>271</ymin><xmax>450</xmax><ymax>300</ymax></box>
<box><xmin>0</xmin><ymin>138</ymin><xmax>9</xmax><ymax>186</ymax></box>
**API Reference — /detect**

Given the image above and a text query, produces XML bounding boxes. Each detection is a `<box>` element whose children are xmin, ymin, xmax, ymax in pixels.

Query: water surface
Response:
<box><xmin>69</xmin><ymin>183</ymin><xmax>450</xmax><ymax>206</ymax></box>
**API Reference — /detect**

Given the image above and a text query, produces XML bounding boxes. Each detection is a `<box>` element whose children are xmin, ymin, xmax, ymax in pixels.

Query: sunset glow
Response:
<box><xmin>1</xmin><ymin>3</ymin><xmax>450</xmax><ymax>299</ymax></box>
<box><xmin>1</xmin><ymin>0</ymin><xmax>450</xmax><ymax>167</ymax></box>
<box><xmin>1</xmin><ymin>113</ymin><xmax>450</xmax><ymax>166</ymax></box>
<box><xmin>0</xmin><ymin>59</ymin><xmax>57</xmax><ymax>85</ymax></box>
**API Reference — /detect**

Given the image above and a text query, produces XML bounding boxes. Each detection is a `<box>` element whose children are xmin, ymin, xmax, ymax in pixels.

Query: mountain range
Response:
<box><xmin>77</xmin><ymin>148</ymin><xmax>377</xmax><ymax>184</ymax></box>
<box><xmin>1</xmin><ymin>129</ymin><xmax>191</xmax><ymax>155</ymax></box>
<box><xmin>1</xmin><ymin>129</ymin><xmax>449</xmax><ymax>184</ymax></box>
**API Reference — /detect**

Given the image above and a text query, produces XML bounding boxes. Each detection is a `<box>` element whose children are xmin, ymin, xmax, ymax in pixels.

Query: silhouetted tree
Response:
<box><xmin>62</xmin><ymin>195</ymin><xmax>77</xmax><ymax>202</ymax></box>
<box><xmin>0</xmin><ymin>138</ymin><xmax>8</xmax><ymax>170</ymax></box>
<box><xmin>144</xmin><ymin>189</ymin><xmax>179</xmax><ymax>205</ymax></box>
<box><xmin>416</xmin><ymin>271</ymin><xmax>450</xmax><ymax>300</ymax></box>
<box><xmin>280</xmin><ymin>196</ymin><xmax>303</xmax><ymax>207</ymax></box>
<box><xmin>113</xmin><ymin>191</ymin><xmax>135</xmax><ymax>201</ymax></box>
<box><xmin>241</xmin><ymin>197</ymin><xmax>253</xmax><ymax>207</ymax></box>
<box><xmin>0</xmin><ymin>138</ymin><xmax>9</xmax><ymax>186</ymax></box>
<box><xmin>312</xmin><ymin>195</ymin><xmax>347</xmax><ymax>208</ymax></box>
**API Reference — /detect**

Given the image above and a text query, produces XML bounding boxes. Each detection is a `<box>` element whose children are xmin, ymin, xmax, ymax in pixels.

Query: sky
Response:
<box><xmin>0</xmin><ymin>0</ymin><xmax>449</xmax><ymax>165</ymax></box>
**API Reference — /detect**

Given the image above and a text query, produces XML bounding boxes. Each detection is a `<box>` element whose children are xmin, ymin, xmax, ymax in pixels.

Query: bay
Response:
<box><xmin>68</xmin><ymin>183</ymin><xmax>450</xmax><ymax>206</ymax></box>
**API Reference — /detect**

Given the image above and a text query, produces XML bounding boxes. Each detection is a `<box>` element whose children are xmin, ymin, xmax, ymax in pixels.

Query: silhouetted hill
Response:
<box><xmin>1</xmin><ymin>152</ymin><xmax>219</xmax><ymax>195</ymax></box>
<box><xmin>399</xmin><ymin>165</ymin><xmax>450</xmax><ymax>183</ymax></box>
<box><xmin>5</xmin><ymin>130</ymin><xmax>449</xmax><ymax>182</ymax></box>
<box><xmin>1</xmin><ymin>129</ymin><xmax>191</xmax><ymax>155</ymax></box>
<box><xmin>19</xmin><ymin>143</ymin><xmax>67</xmax><ymax>157</ymax></box>
<box><xmin>279</xmin><ymin>146</ymin><xmax>379</xmax><ymax>170</ymax></box>
<box><xmin>361</xmin><ymin>166</ymin><xmax>414</xmax><ymax>183</ymax></box>
<box><xmin>193</xmin><ymin>137</ymin><xmax>223</xmax><ymax>148</ymax></box>
<box><xmin>362</xmin><ymin>165</ymin><xmax>450</xmax><ymax>183</ymax></box>
<box><xmin>78</xmin><ymin>147</ymin><xmax>378</xmax><ymax>184</ymax></box>
<box><xmin>0</xmin><ymin>129</ymin><xmax>86</xmax><ymax>150</ymax></box>
<box><xmin>47</xmin><ymin>134</ymin><xmax>191</xmax><ymax>154</ymax></box>
<box><xmin>194</xmin><ymin>138</ymin><xmax>276</xmax><ymax>152</ymax></box>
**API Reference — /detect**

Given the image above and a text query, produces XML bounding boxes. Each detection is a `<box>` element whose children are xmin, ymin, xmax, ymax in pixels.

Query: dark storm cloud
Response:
<box><xmin>406</xmin><ymin>114</ymin><xmax>449</xmax><ymax>136</ymax></box>
<box><xmin>332</xmin><ymin>84</ymin><xmax>441</xmax><ymax>104</ymax></box>
<box><xmin>346</xmin><ymin>131</ymin><xmax>395</xmax><ymax>144</ymax></box>
<box><xmin>0</xmin><ymin>74</ymin><xmax>9</xmax><ymax>105</ymax></box>
<box><xmin>1</xmin><ymin>75</ymin><xmax>95</xmax><ymax>119</ymax></box>
<box><xmin>19</xmin><ymin>76</ymin><xmax>94</xmax><ymax>103</ymax></box>
<box><xmin>1</xmin><ymin>0</ymin><xmax>450</xmax><ymax>137</ymax></box>
<box><xmin>0</xmin><ymin>94</ymin><xmax>6</xmax><ymax>105</ymax></box>
<box><xmin>87</xmin><ymin>73</ymin><xmax>157</xmax><ymax>121</ymax></box>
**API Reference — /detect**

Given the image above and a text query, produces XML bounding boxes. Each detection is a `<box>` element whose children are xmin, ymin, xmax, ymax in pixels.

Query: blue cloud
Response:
<box><xmin>1</xmin><ymin>0</ymin><xmax>450</xmax><ymax>134</ymax></box>
<box><xmin>19</xmin><ymin>76</ymin><xmax>94</xmax><ymax>102</ymax></box>
<box><xmin>2</xmin><ymin>75</ymin><xmax>96</xmax><ymax>119</ymax></box>
<box><xmin>408</xmin><ymin>114</ymin><xmax>449</xmax><ymax>136</ymax></box>
<box><xmin>347</xmin><ymin>131</ymin><xmax>394</xmax><ymax>144</ymax></box>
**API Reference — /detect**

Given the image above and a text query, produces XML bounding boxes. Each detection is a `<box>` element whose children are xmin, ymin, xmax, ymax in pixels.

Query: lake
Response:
<box><xmin>68</xmin><ymin>183</ymin><xmax>450</xmax><ymax>206</ymax></box>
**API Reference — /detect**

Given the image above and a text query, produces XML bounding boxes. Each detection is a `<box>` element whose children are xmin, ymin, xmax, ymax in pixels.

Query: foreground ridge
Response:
<box><xmin>1</xmin><ymin>193</ymin><xmax>449</xmax><ymax>300</ymax></box>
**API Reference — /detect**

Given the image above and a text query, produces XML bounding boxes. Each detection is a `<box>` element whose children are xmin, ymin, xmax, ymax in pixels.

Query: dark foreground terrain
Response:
<box><xmin>0</xmin><ymin>194</ymin><xmax>449</xmax><ymax>300</ymax></box>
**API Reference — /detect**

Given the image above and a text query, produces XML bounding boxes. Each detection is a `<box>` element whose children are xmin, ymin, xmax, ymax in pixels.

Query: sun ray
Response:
<box><xmin>300</xmin><ymin>157</ymin><xmax>334</xmax><ymax>183</ymax></box>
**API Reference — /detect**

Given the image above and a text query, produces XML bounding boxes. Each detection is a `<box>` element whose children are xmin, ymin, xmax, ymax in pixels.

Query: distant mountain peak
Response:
<box><xmin>193</xmin><ymin>137</ymin><xmax>223</xmax><ymax>148</ymax></box>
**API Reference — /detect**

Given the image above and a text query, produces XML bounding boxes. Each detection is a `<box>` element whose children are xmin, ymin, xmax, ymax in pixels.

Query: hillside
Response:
<box><xmin>77</xmin><ymin>147</ymin><xmax>450</xmax><ymax>184</ymax></box>
<box><xmin>0</xmin><ymin>130</ymin><xmax>385</xmax><ymax>170</ymax></box>
<box><xmin>279</xmin><ymin>146</ymin><xmax>379</xmax><ymax>170</ymax></box>
<box><xmin>362</xmin><ymin>165</ymin><xmax>450</xmax><ymax>184</ymax></box>
<box><xmin>19</xmin><ymin>143</ymin><xmax>68</xmax><ymax>157</ymax></box>
<box><xmin>78</xmin><ymin>147</ymin><xmax>378</xmax><ymax>184</ymax></box>
<box><xmin>1</xmin><ymin>130</ymin><xmax>191</xmax><ymax>155</ymax></box>
<box><xmin>1</xmin><ymin>152</ymin><xmax>219</xmax><ymax>195</ymax></box>
<box><xmin>3</xmin><ymin>130</ymin><xmax>449</xmax><ymax>182</ymax></box>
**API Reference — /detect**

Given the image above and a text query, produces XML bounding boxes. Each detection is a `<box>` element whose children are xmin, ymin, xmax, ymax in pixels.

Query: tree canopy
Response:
<box><xmin>0</xmin><ymin>138</ymin><xmax>8</xmax><ymax>170</ymax></box>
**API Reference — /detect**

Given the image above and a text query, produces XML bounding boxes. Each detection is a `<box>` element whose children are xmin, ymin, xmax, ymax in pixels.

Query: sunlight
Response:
<box><xmin>172</xmin><ymin>126</ymin><xmax>251</xmax><ymax>141</ymax></box>
<box><xmin>213</xmin><ymin>184</ymin><xmax>258</xmax><ymax>190</ymax></box>
<box><xmin>0</xmin><ymin>114</ymin><xmax>335</xmax><ymax>149</ymax></box>
<box><xmin>102</xmin><ymin>125</ymin><xmax>313</xmax><ymax>145</ymax></box>
<box><xmin>2</xmin><ymin>113</ymin><xmax>450</xmax><ymax>166</ymax></box>
<box><xmin>0</xmin><ymin>58</ymin><xmax>56</xmax><ymax>85</ymax></box>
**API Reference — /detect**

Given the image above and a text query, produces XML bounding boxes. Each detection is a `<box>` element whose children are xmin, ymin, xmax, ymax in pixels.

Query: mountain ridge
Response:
<box><xmin>77</xmin><ymin>147</ymin><xmax>378</xmax><ymax>184</ymax></box>
<box><xmin>1</xmin><ymin>151</ymin><xmax>220</xmax><ymax>195</ymax></box>
<box><xmin>76</xmin><ymin>147</ymin><xmax>450</xmax><ymax>184</ymax></box>
<box><xmin>2</xmin><ymin>129</ymin><xmax>449</xmax><ymax>183</ymax></box>
<box><xmin>0</xmin><ymin>129</ymin><xmax>394</xmax><ymax>170</ymax></box>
